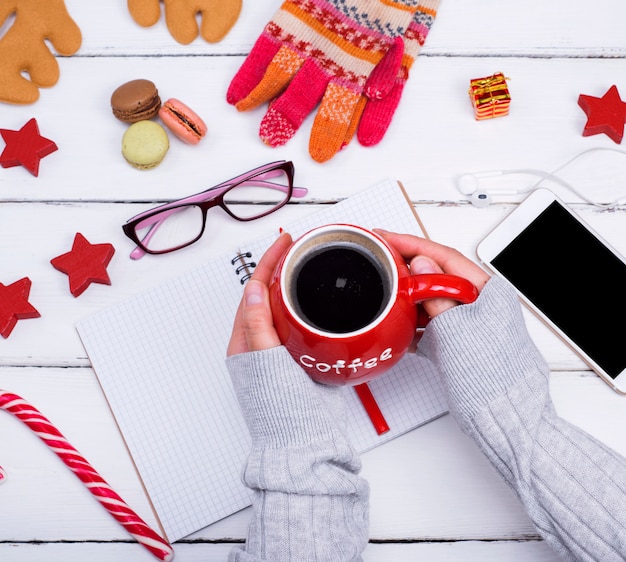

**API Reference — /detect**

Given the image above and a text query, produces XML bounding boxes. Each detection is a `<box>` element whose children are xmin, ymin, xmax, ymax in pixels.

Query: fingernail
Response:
<box><xmin>244</xmin><ymin>280</ymin><xmax>264</xmax><ymax>306</ymax></box>
<box><xmin>373</xmin><ymin>228</ymin><xmax>389</xmax><ymax>235</ymax></box>
<box><xmin>410</xmin><ymin>256</ymin><xmax>437</xmax><ymax>274</ymax></box>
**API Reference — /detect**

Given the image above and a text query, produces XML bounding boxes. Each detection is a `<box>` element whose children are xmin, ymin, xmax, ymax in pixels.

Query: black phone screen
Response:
<box><xmin>492</xmin><ymin>201</ymin><xmax>626</xmax><ymax>379</ymax></box>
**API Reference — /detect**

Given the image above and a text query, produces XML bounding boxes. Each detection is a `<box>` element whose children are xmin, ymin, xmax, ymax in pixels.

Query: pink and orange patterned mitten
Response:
<box><xmin>227</xmin><ymin>0</ymin><xmax>422</xmax><ymax>163</ymax></box>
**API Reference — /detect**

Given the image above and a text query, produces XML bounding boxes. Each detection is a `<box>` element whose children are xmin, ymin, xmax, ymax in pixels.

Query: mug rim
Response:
<box><xmin>280</xmin><ymin>224</ymin><xmax>399</xmax><ymax>339</ymax></box>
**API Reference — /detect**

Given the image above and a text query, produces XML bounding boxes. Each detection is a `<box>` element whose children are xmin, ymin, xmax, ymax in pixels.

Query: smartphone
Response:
<box><xmin>476</xmin><ymin>188</ymin><xmax>626</xmax><ymax>394</ymax></box>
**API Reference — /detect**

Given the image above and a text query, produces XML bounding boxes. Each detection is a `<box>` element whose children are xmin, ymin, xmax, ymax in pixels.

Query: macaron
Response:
<box><xmin>121</xmin><ymin>120</ymin><xmax>169</xmax><ymax>170</ymax></box>
<box><xmin>159</xmin><ymin>98</ymin><xmax>207</xmax><ymax>145</ymax></box>
<box><xmin>111</xmin><ymin>79</ymin><xmax>161</xmax><ymax>123</ymax></box>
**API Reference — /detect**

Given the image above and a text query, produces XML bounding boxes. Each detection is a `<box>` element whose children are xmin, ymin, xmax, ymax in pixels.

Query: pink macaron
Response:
<box><xmin>159</xmin><ymin>98</ymin><xmax>207</xmax><ymax>145</ymax></box>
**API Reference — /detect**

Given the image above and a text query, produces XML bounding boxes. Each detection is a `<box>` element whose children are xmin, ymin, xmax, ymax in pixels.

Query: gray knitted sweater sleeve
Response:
<box><xmin>419</xmin><ymin>275</ymin><xmax>626</xmax><ymax>561</ymax></box>
<box><xmin>226</xmin><ymin>276</ymin><xmax>626</xmax><ymax>562</ymax></box>
<box><xmin>226</xmin><ymin>347</ymin><xmax>369</xmax><ymax>562</ymax></box>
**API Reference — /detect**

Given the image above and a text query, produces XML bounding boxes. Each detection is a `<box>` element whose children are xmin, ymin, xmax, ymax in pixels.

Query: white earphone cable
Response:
<box><xmin>459</xmin><ymin>147</ymin><xmax>626</xmax><ymax>207</ymax></box>
<box><xmin>529</xmin><ymin>147</ymin><xmax>626</xmax><ymax>207</ymax></box>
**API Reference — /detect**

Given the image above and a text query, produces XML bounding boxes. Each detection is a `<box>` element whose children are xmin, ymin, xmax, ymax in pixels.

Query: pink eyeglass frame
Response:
<box><xmin>122</xmin><ymin>161</ymin><xmax>306</xmax><ymax>260</ymax></box>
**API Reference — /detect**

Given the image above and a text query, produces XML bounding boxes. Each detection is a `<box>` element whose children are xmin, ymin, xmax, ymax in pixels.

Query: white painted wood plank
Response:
<box><xmin>363</xmin><ymin>540</ymin><xmax>562</xmax><ymax>561</ymax></box>
<box><xmin>0</xmin><ymin>539</ymin><xmax>562</xmax><ymax>562</ymax></box>
<box><xmin>2</xmin><ymin>201</ymin><xmax>623</xmax><ymax>371</ymax></box>
<box><xmin>65</xmin><ymin>0</ymin><xmax>626</xmax><ymax>57</ymax></box>
<box><xmin>3</xmin><ymin>55</ymin><xmax>626</xmax><ymax>204</ymax></box>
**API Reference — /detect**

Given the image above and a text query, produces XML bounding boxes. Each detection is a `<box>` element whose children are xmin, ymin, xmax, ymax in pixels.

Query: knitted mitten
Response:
<box><xmin>128</xmin><ymin>0</ymin><xmax>242</xmax><ymax>44</ymax></box>
<box><xmin>227</xmin><ymin>0</ymin><xmax>422</xmax><ymax>163</ymax></box>
<box><xmin>345</xmin><ymin>0</ymin><xmax>440</xmax><ymax>148</ymax></box>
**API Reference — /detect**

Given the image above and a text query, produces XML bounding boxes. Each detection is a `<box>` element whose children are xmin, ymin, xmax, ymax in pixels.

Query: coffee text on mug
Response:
<box><xmin>299</xmin><ymin>347</ymin><xmax>393</xmax><ymax>375</ymax></box>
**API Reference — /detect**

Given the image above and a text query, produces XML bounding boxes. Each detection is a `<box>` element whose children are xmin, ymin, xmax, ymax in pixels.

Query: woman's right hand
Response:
<box><xmin>376</xmin><ymin>230</ymin><xmax>491</xmax><ymax>319</ymax></box>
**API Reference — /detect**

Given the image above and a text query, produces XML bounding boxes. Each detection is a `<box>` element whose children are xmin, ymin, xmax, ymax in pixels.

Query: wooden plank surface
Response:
<box><xmin>1</xmin><ymin>1</ymin><xmax>625</xmax><ymax>560</ymax></box>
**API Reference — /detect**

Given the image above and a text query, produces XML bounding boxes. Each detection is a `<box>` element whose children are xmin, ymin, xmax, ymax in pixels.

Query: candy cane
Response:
<box><xmin>0</xmin><ymin>390</ymin><xmax>173</xmax><ymax>561</ymax></box>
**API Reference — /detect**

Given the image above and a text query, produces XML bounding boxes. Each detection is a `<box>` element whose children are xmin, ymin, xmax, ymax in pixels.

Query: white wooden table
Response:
<box><xmin>1</xmin><ymin>2</ymin><xmax>626</xmax><ymax>560</ymax></box>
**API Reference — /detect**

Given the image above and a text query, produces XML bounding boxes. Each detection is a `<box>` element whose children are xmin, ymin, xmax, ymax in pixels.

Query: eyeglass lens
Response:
<box><xmin>222</xmin><ymin>166</ymin><xmax>291</xmax><ymax>219</ymax></box>
<box><xmin>134</xmin><ymin>205</ymin><xmax>204</xmax><ymax>253</ymax></box>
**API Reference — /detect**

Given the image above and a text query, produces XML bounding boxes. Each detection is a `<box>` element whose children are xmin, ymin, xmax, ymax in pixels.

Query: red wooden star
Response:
<box><xmin>0</xmin><ymin>277</ymin><xmax>41</xmax><ymax>338</ymax></box>
<box><xmin>578</xmin><ymin>85</ymin><xmax>626</xmax><ymax>144</ymax></box>
<box><xmin>0</xmin><ymin>118</ymin><xmax>58</xmax><ymax>176</ymax></box>
<box><xmin>51</xmin><ymin>233</ymin><xmax>115</xmax><ymax>297</ymax></box>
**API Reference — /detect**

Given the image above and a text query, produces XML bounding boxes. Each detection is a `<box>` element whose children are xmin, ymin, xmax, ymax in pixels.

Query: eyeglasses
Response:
<box><xmin>122</xmin><ymin>161</ymin><xmax>306</xmax><ymax>259</ymax></box>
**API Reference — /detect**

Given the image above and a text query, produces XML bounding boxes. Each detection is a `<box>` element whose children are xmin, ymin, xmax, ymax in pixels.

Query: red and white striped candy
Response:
<box><xmin>0</xmin><ymin>390</ymin><xmax>174</xmax><ymax>561</ymax></box>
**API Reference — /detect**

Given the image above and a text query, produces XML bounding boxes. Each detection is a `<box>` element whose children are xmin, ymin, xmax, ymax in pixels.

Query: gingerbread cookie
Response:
<box><xmin>0</xmin><ymin>0</ymin><xmax>82</xmax><ymax>105</ymax></box>
<box><xmin>127</xmin><ymin>0</ymin><xmax>242</xmax><ymax>44</ymax></box>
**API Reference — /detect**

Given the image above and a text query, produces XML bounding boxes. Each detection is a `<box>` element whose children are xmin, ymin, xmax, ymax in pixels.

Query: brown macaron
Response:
<box><xmin>111</xmin><ymin>79</ymin><xmax>161</xmax><ymax>123</ymax></box>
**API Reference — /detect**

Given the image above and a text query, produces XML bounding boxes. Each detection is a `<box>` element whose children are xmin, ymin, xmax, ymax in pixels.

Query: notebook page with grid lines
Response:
<box><xmin>76</xmin><ymin>179</ymin><xmax>448</xmax><ymax>542</ymax></box>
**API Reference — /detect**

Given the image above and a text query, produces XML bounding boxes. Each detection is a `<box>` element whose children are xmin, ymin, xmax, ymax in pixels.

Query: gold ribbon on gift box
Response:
<box><xmin>469</xmin><ymin>72</ymin><xmax>511</xmax><ymax>119</ymax></box>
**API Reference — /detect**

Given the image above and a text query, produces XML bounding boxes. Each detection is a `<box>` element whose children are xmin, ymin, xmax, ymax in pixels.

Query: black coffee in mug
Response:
<box><xmin>290</xmin><ymin>238</ymin><xmax>393</xmax><ymax>333</ymax></box>
<box><xmin>295</xmin><ymin>246</ymin><xmax>384</xmax><ymax>332</ymax></box>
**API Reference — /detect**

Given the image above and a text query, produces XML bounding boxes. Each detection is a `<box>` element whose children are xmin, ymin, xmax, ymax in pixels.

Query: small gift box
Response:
<box><xmin>469</xmin><ymin>72</ymin><xmax>511</xmax><ymax>120</ymax></box>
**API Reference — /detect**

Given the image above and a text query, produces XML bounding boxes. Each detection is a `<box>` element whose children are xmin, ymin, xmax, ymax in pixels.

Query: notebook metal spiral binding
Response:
<box><xmin>231</xmin><ymin>251</ymin><xmax>257</xmax><ymax>284</ymax></box>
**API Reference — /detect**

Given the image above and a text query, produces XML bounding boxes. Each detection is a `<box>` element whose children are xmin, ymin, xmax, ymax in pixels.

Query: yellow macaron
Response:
<box><xmin>121</xmin><ymin>120</ymin><xmax>169</xmax><ymax>170</ymax></box>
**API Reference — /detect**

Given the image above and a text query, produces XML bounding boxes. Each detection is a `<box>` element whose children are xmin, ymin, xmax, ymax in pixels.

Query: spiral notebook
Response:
<box><xmin>76</xmin><ymin>179</ymin><xmax>448</xmax><ymax>542</ymax></box>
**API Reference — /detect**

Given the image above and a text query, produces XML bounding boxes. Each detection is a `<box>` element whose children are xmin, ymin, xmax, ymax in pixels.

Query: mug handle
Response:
<box><xmin>400</xmin><ymin>273</ymin><xmax>479</xmax><ymax>305</ymax></box>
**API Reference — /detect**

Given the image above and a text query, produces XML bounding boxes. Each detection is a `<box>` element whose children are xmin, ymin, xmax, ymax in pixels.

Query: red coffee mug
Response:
<box><xmin>269</xmin><ymin>224</ymin><xmax>478</xmax><ymax>386</ymax></box>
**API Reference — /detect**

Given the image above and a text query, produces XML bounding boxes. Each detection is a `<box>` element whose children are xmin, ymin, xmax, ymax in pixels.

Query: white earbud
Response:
<box><xmin>470</xmin><ymin>190</ymin><xmax>492</xmax><ymax>208</ymax></box>
<box><xmin>457</xmin><ymin>171</ymin><xmax>505</xmax><ymax>195</ymax></box>
<box><xmin>456</xmin><ymin>171</ymin><xmax>530</xmax><ymax>207</ymax></box>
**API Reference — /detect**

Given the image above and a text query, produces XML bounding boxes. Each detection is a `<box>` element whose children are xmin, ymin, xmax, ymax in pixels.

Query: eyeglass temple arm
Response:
<box><xmin>128</xmin><ymin>174</ymin><xmax>307</xmax><ymax>260</ymax></box>
<box><xmin>177</xmin><ymin>178</ymin><xmax>307</xmax><ymax>208</ymax></box>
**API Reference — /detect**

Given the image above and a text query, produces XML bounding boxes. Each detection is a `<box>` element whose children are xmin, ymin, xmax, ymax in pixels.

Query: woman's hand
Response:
<box><xmin>376</xmin><ymin>230</ymin><xmax>491</xmax><ymax>318</ymax></box>
<box><xmin>227</xmin><ymin>232</ymin><xmax>292</xmax><ymax>356</ymax></box>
